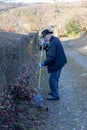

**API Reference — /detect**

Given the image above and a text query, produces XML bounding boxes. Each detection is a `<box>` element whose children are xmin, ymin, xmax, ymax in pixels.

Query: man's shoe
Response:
<box><xmin>48</xmin><ymin>92</ymin><xmax>52</xmax><ymax>95</ymax></box>
<box><xmin>47</xmin><ymin>96</ymin><xmax>60</xmax><ymax>101</ymax></box>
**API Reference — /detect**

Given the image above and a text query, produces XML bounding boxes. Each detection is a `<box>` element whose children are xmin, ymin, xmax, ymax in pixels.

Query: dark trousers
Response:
<box><xmin>49</xmin><ymin>69</ymin><xmax>61</xmax><ymax>97</ymax></box>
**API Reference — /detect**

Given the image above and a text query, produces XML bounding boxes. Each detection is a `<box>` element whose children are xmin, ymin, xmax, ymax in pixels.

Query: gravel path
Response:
<box><xmin>40</xmin><ymin>40</ymin><xmax>87</xmax><ymax>130</ymax></box>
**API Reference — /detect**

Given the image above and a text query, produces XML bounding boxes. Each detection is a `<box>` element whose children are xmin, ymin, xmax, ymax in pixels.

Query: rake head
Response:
<box><xmin>30</xmin><ymin>92</ymin><xmax>45</xmax><ymax>107</ymax></box>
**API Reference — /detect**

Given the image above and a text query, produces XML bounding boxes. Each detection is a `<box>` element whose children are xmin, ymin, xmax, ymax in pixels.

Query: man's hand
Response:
<box><xmin>39</xmin><ymin>62</ymin><xmax>44</xmax><ymax>67</ymax></box>
<box><xmin>39</xmin><ymin>38</ymin><xmax>45</xmax><ymax>46</ymax></box>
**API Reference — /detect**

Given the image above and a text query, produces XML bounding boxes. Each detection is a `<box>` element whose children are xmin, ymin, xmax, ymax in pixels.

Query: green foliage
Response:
<box><xmin>58</xmin><ymin>33</ymin><xmax>68</xmax><ymax>38</ymax></box>
<box><xmin>65</xmin><ymin>18</ymin><xmax>81</xmax><ymax>36</ymax></box>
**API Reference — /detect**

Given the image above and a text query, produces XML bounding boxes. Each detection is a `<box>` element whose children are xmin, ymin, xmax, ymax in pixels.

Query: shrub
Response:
<box><xmin>65</xmin><ymin>18</ymin><xmax>81</xmax><ymax>36</ymax></box>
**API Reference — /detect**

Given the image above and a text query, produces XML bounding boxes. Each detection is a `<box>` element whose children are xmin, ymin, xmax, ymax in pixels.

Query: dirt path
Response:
<box><xmin>39</xmin><ymin>41</ymin><xmax>87</xmax><ymax>130</ymax></box>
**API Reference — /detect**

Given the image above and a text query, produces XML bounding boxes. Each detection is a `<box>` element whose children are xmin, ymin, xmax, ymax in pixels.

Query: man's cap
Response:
<box><xmin>41</xmin><ymin>29</ymin><xmax>53</xmax><ymax>37</ymax></box>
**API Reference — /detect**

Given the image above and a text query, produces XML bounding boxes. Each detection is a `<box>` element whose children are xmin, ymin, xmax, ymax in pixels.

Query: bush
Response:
<box><xmin>65</xmin><ymin>18</ymin><xmax>81</xmax><ymax>36</ymax></box>
<box><xmin>0</xmin><ymin>32</ymin><xmax>28</xmax><ymax>92</ymax></box>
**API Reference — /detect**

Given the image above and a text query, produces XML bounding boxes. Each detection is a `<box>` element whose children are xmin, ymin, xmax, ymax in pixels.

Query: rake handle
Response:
<box><xmin>38</xmin><ymin>46</ymin><xmax>44</xmax><ymax>90</ymax></box>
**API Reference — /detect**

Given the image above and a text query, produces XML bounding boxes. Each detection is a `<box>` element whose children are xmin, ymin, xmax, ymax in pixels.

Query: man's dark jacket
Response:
<box><xmin>43</xmin><ymin>36</ymin><xmax>67</xmax><ymax>73</ymax></box>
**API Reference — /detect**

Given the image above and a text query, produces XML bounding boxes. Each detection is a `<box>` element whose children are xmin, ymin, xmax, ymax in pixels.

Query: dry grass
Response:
<box><xmin>0</xmin><ymin>1</ymin><xmax>87</xmax><ymax>33</ymax></box>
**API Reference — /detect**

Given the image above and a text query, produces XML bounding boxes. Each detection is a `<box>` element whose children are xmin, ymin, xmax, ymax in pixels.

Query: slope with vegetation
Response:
<box><xmin>0</xmin><ymin>1</ymin><xmax>87</xmax><ymax>36</ymax></box>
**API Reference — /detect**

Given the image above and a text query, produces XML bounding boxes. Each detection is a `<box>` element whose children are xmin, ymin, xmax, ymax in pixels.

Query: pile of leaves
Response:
<box><xmin>0</xmin><ymin>81</ymin><xmax>37</xmax><ymax>129</ymax></box>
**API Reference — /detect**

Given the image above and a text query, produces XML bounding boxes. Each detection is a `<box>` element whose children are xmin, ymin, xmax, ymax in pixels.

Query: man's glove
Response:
<box><xmin>39</xmin><ymin>62</ymin><xmax>44</xmax><ymax>67</ymax></box>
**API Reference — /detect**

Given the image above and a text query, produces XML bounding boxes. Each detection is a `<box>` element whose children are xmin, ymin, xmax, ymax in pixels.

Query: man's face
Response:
<box><xmin>44</xmin><ymin>34</ymin><xmax>50</xmax><ymax>42</ymax></box>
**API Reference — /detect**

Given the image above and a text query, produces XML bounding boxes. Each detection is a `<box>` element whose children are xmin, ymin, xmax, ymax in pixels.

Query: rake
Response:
<box><xmin>30</xmin><ymin>45</ymin><xmax>45</xmax><ymax>107</ymax></box>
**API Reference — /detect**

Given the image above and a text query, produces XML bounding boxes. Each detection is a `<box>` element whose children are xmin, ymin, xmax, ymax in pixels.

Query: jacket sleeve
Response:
<box><xmin>44</xmin><ymin>42</ymin><xmax>56</xmax><ymax>66</ymax></box>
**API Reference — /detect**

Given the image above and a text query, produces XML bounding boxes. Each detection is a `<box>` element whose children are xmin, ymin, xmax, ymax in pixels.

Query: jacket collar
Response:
<box><xmin>49</xmin><ymin>35</ymin><xmax>54</xmax><ymax>42</ymax></box>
